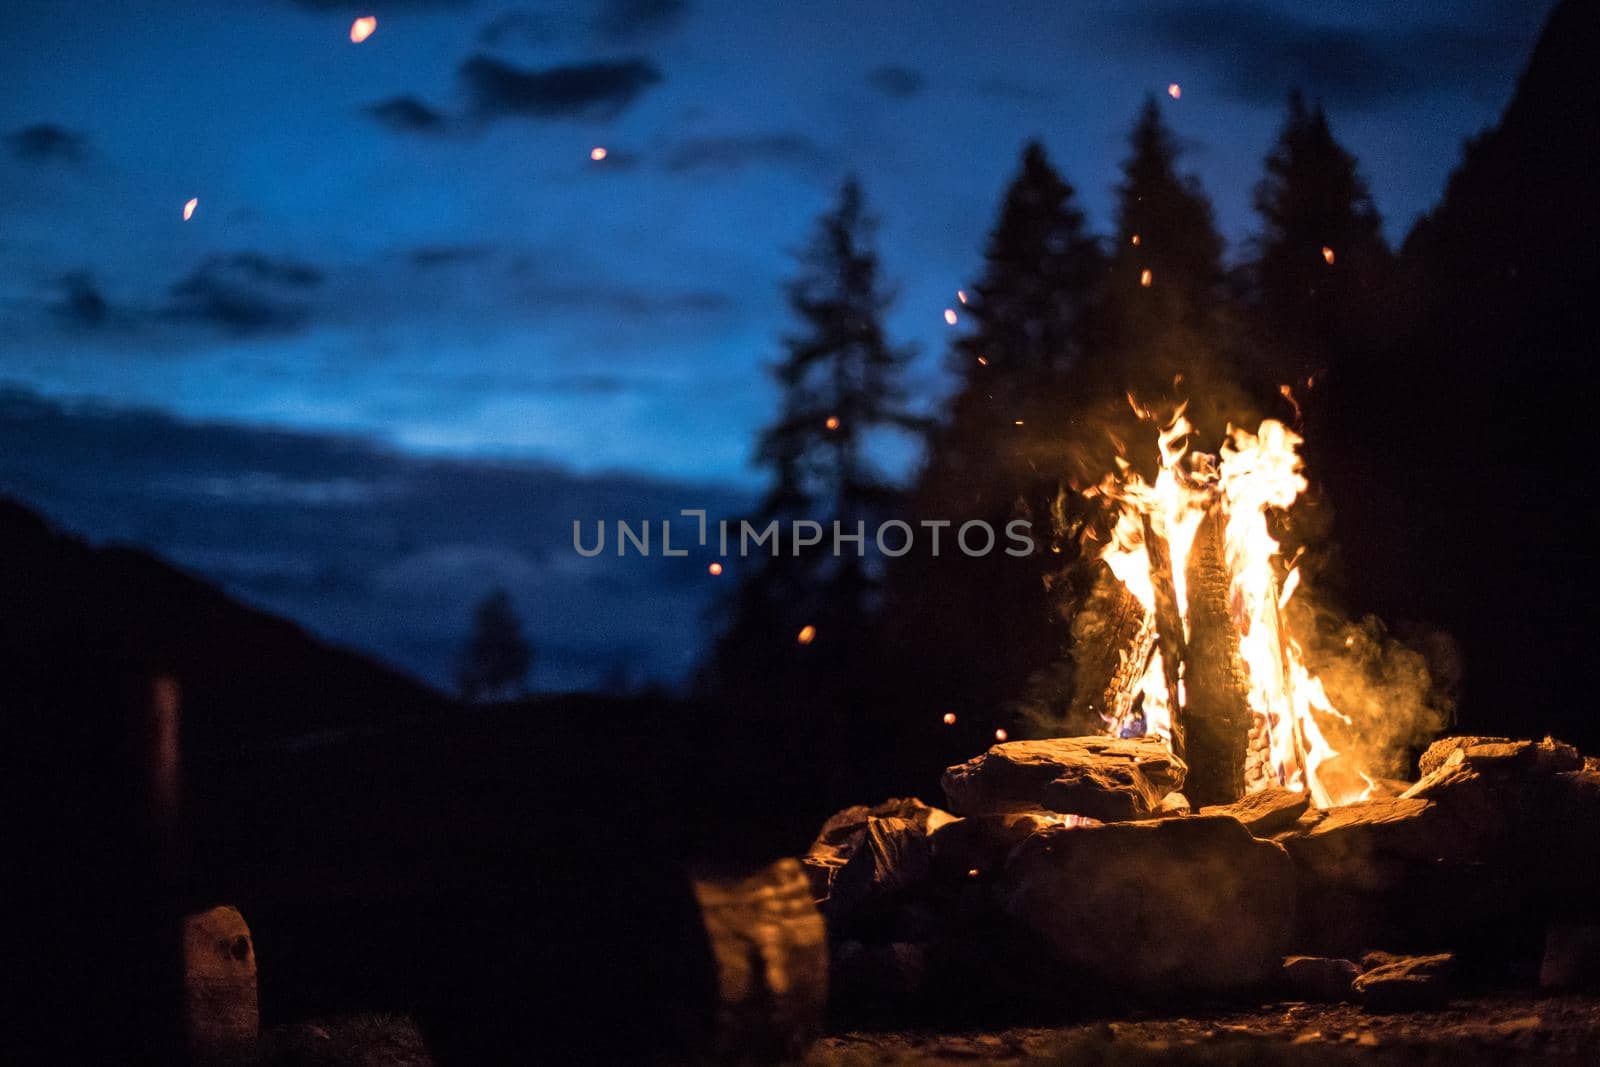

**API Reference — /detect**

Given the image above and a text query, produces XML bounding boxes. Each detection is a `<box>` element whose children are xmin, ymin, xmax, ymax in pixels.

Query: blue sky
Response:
<box><xmin>0</xmin><ymin>0</ymin><xmax>1554</xmax><ymax>486</ymax></box>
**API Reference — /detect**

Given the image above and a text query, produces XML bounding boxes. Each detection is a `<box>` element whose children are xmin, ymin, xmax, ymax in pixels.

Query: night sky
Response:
<box><xmin>0</xmin><ymin>0</ymin><xmax>1556</xmax><ymax>689</ymax></box>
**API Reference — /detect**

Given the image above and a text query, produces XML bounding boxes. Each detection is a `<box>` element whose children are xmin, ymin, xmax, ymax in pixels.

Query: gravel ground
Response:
<box><xmin>806</xmin><ymin>994</ymin><xmax>1600</xmax><ymax>1065</ymax></box>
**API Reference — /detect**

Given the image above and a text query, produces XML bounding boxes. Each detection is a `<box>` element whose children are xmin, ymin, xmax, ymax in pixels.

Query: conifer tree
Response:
<box><xmin>875</xmin><ymin>143</ymin><xmax>1103</xmax><ymax>774</ymax></box>
<box><xmin>701</xmin><ymin>178</ymin><xmax>917</xmax><ymax>805</ymax></box>
<box><xmin>457</xmin><ymin>588</ymin><xmax>533</xmax><ymax>702</ymax></box>
<box><xmin>1250</xmin><ymin>91</ymin><xmax>1390</xmax><ymax>384</ymax></box>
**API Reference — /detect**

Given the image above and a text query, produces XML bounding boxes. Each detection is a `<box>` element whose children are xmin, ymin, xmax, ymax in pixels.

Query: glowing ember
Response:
<box><xmin>182</xmin><ymin>197</ymin><xmax>198</xmax><ymax>221</ymax></box>
<box><xmin>1167</xmin><ymin>83</ymin><xmax>1182</xmax><ymax>99</ymax></box>
<box><xmin>943</xmin><ymin>308</ymin><xmax>958</xmax><ymax>326</ymax></box>
<box><xmin>977</xmin><ymin>356</ymin><xmax>989</xmax><ymax>366</ymax></box>
<box><xmin>590</xmin><ymin>146</ymin><xmax>608</xmax><ymax>161</ymax></box>
<box><xmin>707</xmin><ymin>562</ymin><xmax>723</xmax><ymax>576</ymax></box>
<box><xmin>1139</xmin><ymin>269</ymin><xmax>1153</xmax><ymax>287</ymax></box>
<box><xmin>350</xmin><ymin>16</ymin><xmax>377</xmax><ymax>43</ymax></box>
<box><xmin>1014</xmin><ymin>419</ymin><xmax>1025</xmax><ymax>426</ymax></box>
<box><xmin>1321</xmin><ymin>245</ymin><xmax>1336</xmax><ymax>265</ymax></box>
<box><xmin>796</xmin><ymin>624</ymin><xmax>816</xmax><ymax>645</ymax></box>
<box><xmin>957</xmin><ymin>289</ymin><xmax>968</xmax><ymax>304</ymax></box>
<box><xmin>943</xmin><ymin>712</ymin><xmax>957</xmax><ymax>725</ymax></box>
<box><xmin>1088</xmin><ymin>403</ymin><xmax>1367</xmax><ymax>807</ymax></box>
<box><xmin>1131</xmin><ymin>233</ymin><xmax>1141</xmax><ymax>246</ymax></box>
<box><xmin>825</xmin><ymin>415</ymin><xmax>840</xmax><ymax>430</ymax></box>
<box><xmin>966</xmin><ymin>868</ymin><xmax>980</xmax><ymax>878</ymax></box>
<box><xmin>994</xmin><ymin>728</ymin><xmax>1008</xmax><ymax>741</ymax></box>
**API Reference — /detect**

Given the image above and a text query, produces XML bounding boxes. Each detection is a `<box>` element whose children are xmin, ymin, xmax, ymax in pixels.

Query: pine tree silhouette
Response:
<box><xmin>1250</xmin><ymin>91</ymin><xmax>1391</xmax><ymax>386</ymax></box>
<box><xmin>701</xmin><ymin>178</ymin><xmax>918</xmax><ymax>807</ymax></box>
<box><xmin>457</xmin><ymin>588</ymin><xmax>533</xmax><ymax>702</ymax></box>
<box><xmin>875</xmin><ymin>143</ymin><xmax>1102</xmax><ymax>777</ymax></box>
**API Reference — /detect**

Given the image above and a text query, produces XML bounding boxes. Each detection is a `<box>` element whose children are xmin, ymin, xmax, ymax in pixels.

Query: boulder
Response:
<box><xmin>804</xmin><ymin>797</ymin><xmax>954</xmax><ymax>904</ymax></box>
<box><xmin>827</xmin><ymin>817</ymin><xmax>934</xmax><ymax>929</ymax></box>
<box><xmin>1002</xmin><ymin>815</ymin><xmax>1295</xmax><ymax>994</ymax></box>
<box><xmin>1352</xmin><ymin>952</ymin><xmax>1456</xmax><ymax>1011</ymax></box>
<box><xmin>941</xmin><ymin>737</ymin><xmax>1184</xmax><ymax>821</ymax></box>
<box><xmin>927</xmin><ymin>812</ymin><xmax>1058</xmax><ymax>882</ymax></box>
<box><xmin>1281</xmin><ymin>955</ymin><xmax>1360</xmax><ymax>1002</ymax></box>
<box><xmin>1199</xmin><ymin>786</ymin><xmax>1309</xmax><ymax>837</ymax></box>
<box><xmin>1540</xmin><ymin>923</ymin><xmax>1600</xmax><ymax>990</ymax></box>
<box><xmin>1418</xmin><ymin>735</ymin><xmax>1582</xmax><ymax>778</ymax></box>
<box><xmin>830</xmin><ymin>941</ymin><xmax>928</xmax><ymax>1014</ymax></box>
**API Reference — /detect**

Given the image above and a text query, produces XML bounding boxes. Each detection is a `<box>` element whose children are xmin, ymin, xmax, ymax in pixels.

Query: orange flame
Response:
<box><xmin>1091</xmin><ymin>407</ymin><xmax>1366</xmax><ymax>806</ymax></box>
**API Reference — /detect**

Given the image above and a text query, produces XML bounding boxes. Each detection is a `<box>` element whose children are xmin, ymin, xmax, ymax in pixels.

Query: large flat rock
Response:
<box><xmin>1002</xmin><ymin>815</ymin><xmax>1295</xmax><ymax>993</ymax></box>
<box><xmin>941</xmin><ymin>737</ymin><xmax>1185</xmax><ymax>821</ymax></box>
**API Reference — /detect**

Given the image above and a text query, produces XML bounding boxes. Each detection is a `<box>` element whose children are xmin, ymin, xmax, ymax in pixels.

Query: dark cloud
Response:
<box><xmin>662</xmin><ymin>133</ymin><xmax>832</xmax><ymax>173</ymax></box>
<box><xmin>459</xmin><ymin>55</ymin><xmax>664</xmax><ymax>120</ymax></box>
<box><xmin>1119</xmin><ymin>2</ymin><xmax>1528</xmax><ymax>110</ymax></box>
<box><xmin>53</xmin><ymin>271</ymin><xmax>109</xmax><ymax>326</ymax></box>
<box><xmin>866</xmin><ymin>65</ymin><xmax>924</xmax><ymax>99</ymax></box>
<box><xmin>5</xmin><ymin>124</ymin><xmax>88</xmax><ymax>163</ymax></box>
<box><xmin>364</xmin><ymin>95</ymin><xmax>451</xmax><ymax>133</ymax></box>
<box><xmin>592</xmin><ymin>0</ymin><xmax>691</xmax><ymax>43</ymax></box>
<box><xmin>165</xmin><ymin>252</ymin><xmax>324</xmax><ymax>335</ymax></box>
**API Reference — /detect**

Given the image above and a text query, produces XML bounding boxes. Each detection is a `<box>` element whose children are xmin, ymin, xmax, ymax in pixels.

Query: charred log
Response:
<box><xmin>1067</xmin><ymin>559</ymin><xmax>1155</xmax><ymax>735</ymax></box>
<box><xmin>1181</xmin><ymin>507</ymin><xmax>1254</xmax><ymax>805</ymax></box>
<box><xmin>1142</xmin><ymin>515</ymin><xmax>1188</xmax><ymax>761</ymax></box>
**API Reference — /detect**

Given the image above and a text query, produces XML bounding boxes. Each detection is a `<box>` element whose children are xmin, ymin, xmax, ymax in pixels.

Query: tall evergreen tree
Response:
<box><xmin>457</xmin><ymin>588</ymin><xmax>533</xmax><ymax>702</ymax></box>
<box><xmin>1250</xmin><ymin>91</ymin><xmax>1390</xmax><ymax>385</ymax></box>
<box><xmin>1094</xmin><ymin>95</ymin><xmax>1240</xmax><ymax>446</ymax></box>
<box><xmin>874</xmin><ymin>143</ymin><xmax>1102</xmax><ymax>778</ymax></box>
<box><xmin>701</xmin><ymin>177</ymin><xmax>918</xmax><ymax>808</ymax></box>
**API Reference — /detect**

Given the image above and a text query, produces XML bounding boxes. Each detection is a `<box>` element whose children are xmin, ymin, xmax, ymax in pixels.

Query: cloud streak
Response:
<box><xmin>459</xmin><ymin>55</ymin><xmax>664</xmax><ymax>120</ymax></box>
<box><xmin>5</xmin><ymin>124</ymin><xmax>88</xmax><ymax>163</ymax></box>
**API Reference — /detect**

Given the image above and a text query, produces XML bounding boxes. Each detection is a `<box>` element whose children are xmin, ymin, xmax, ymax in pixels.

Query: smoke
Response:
<box><xmin>1289</xmin><ymin>598</ymin><xmax>1459</xmax><ymax>783</ymax></box>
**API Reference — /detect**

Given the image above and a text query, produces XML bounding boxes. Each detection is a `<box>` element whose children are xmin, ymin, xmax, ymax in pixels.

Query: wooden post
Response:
<box><xmin>1180</xmin><ymin>507</ymin><xmax>1253</xmax><ymax>805</ymax></box>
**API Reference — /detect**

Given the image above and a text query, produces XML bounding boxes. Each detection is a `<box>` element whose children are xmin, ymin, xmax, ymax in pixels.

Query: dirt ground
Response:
<box><xmin>805</xmin><ymin>994</ymin><xmax>1600</xmax><ymax>1065</ymax></box>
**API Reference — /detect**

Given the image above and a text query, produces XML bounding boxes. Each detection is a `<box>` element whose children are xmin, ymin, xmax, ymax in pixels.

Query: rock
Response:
<box><xmin>1158</xmin><ymin>792</ymin><xmax>1191</xmax><ymax>815</ymax></box>
<box><xmin>830</xmin><ymin>941</ymin><xmax>928</xmax><ymax>1014</ymax></box>
<box><xmin>1003</xmin><ymin>815</ymin><xmax>1295</xmax><ymax>993</ymax></box>
<box><xmin>828</xmin><ymin>817</ymin><xmax>933</xmax><ymax>928</ymax></box>
<box><xmin>928</xmin><ymin>812</ymin><xmax>1058</xmax><ymax>881</ymax></box>
<box><xmin>181</xmin><ymin>905</ymin><xmax>258</xmax><ymax>1057</ymax></box>
<box><xmin>1199</xmin><ymin>786</ymin><xmax>1309</xmax><ymax>837</ymax></box>
<box><xmin>1540</xmin><ymin>923</ymin><xmax>1600</xmax><ymax>990</ymax></box>
<box><xmin>1284</xmin><ymin>797</ymin><xmax>1481</xmax><ymax>889</ymax></box>
<box><xmin>1418</xmin><ymin>735</ymin><xmax>1582</xmax><ymax>778</ymax></box>
<box><xmin>804</xmin><ymin>797</ymin><xmax>955</xmax><ymax>904</ymax></box>
<box><xmin>1353</xmin><ymin>952</ymin><xmax>1456</xmax><ymax>1011</ymax></box>
<box><xmin>941</xmin><ymin>737</ymin><xmax>1185</xmax><ymax>821</ymax></box>
<box><xmin>692</xmin><ymin>858</ymin><xmax>827</xmax><ymax>1061</ymax></box>
<box><xmin>1281</xmin><ymin>955</ymin><xmax>1360</xmax><ymax>1002</ymax></box>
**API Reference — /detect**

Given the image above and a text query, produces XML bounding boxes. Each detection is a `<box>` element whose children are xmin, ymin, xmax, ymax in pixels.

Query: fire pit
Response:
<box><xmin>801</xmin><ymin>405</ymin><xmax>1600</xmax><ymax>1025</ymax></box>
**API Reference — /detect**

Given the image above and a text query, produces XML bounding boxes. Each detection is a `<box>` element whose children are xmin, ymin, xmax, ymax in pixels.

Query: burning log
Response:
<box><xmin>1180</xmin><ymin>506</ymin><xmax>1254</xmax><ymax>805</ymax></box>
<box><xmin>1141</xmin><ymin>515</ymin><xmax>1188</xmax><ymax>760</ymax></box>
<box><xmin>1066</xmin><ymin>560</ymin><xmax>1155</xmax><ymax>735</ymax></box>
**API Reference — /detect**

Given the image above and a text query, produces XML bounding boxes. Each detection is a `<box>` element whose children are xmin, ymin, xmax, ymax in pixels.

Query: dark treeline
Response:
<box><xmin>700</xmin><ymin>0</ymin><xmax>1599</xmax><ymax>826</ymax></box>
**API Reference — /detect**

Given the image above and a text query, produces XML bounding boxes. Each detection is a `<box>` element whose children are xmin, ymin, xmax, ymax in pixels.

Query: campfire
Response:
<box><xmin>1078</xmin><ymin>401</ymin><xmax>1361</xmax><ymax>808</ymax></box>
